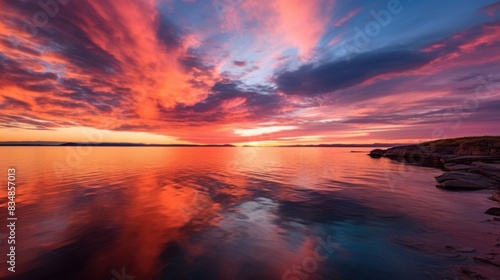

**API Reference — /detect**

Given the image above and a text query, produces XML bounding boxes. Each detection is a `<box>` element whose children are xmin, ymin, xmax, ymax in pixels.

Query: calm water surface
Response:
<box><xmin>1</xmin><ymin>147</ymin><xmax>498</xmax><ymax>280</ymax></box>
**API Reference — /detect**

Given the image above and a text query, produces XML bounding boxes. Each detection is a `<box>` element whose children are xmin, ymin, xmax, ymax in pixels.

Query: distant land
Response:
<box><xmin>0</xmin><ymin>141</ymin><xmax>408</xmax><ymax>147</ymax></box>
<box><xmin>0</xmin><ymin>141</ymin><xmax>234</xmax><ymax>147</ymax></box>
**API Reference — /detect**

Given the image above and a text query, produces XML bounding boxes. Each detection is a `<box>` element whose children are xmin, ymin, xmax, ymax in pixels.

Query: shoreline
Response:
<box><xmin>368</xmin><ymin>136</ymin><xmax>500</xmax><ymax>192</ymax></box>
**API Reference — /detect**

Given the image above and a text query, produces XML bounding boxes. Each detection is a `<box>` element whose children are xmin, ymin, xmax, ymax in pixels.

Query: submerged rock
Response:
<box><xmin>485</xmin><ymin>208</ymin><xmax>500</xmax><ymax>216</ymax></box>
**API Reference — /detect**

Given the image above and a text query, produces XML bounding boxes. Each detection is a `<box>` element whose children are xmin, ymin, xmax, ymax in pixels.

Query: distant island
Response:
<box><xmin>0</xmin><ymin>142</ymin><xmax>235</xmax><ymax>147</ymax></box>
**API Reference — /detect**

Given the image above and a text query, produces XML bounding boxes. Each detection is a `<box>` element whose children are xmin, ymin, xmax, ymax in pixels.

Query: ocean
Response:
<box><xmin>1</xmin><ymin>147</ymin><xmax>498</xmax><ymax>279</ymax></box>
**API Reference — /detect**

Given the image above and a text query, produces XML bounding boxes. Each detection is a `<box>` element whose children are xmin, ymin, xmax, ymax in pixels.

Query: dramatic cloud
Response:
<box><xmin>274</xmin><ymin>50</ymin><xmax>437</xmax><ymax>96</ymax></box>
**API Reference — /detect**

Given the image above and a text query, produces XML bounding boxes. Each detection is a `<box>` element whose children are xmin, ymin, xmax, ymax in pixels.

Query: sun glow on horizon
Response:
<box><xmin>233</xmin><ymin>126</ymin><xmax>298</xmax><ymax>137</ymax></box>
<box><xmin>0</xmin><ymin>127</ymin><xmax>190</xmax><ymax>145</ymax></box>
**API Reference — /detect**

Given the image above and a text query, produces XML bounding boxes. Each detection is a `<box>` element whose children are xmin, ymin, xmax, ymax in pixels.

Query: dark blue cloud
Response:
<box><xmin>3</xmin><ymin>0</ymin><xmax>122</xmax><ymax>74</ymax></box>
<box><xmin>156</xmin><ymin>80</ymin><xmax>283</xmax><ymax>123</ymax></box>
<box><xmin>274</xmin><ymin>49</ymin><xmax>436</xmax><ymax>96</ymax></box>
<box><xmin>156</xmin><ymin>15</ymin><xmax>183</xmax><ymax>50</ymax></box>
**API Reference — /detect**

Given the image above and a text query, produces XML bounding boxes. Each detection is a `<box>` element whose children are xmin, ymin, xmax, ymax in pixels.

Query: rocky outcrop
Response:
<box><xmin>369</xmin><ymin>137</ymin><xmax>500</xmax><ymax>191</ymax></box>
<box><xmin>436</xmin><ymin>171</ymin><xmax>499</xmax><ymax>190</ymax></box>
<box><xmin>378</xmin><ymin>137</ymin><xmax>500</xmax><ymax>161</ymax></box>
<box><xmin>437</xmin><ymin>162</ymin><xmax>500</xmax><ymax>190</ymax></box>
<box><xmin>368</xmin><ymin>149</ymin><xmax>386</xmax><ymax>158</ymax></box>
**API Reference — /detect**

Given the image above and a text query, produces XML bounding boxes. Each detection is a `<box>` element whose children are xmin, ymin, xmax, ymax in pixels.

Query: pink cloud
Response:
<box><xmin>334</xmin><ymin>8</ymin><xmax>361</xmax><ymax>27</ymax></box>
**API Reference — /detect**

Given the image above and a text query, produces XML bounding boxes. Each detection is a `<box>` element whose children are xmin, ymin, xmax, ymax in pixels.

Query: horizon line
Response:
<box><xmin>0</xmin><ymin>141</ymin><xmax>409</xmax><ymax>148</ymax></box>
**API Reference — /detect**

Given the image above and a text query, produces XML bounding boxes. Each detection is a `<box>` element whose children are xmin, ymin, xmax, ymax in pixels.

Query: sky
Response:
<box><xmin>0</xmin><ymin>0</ymin><xmax>499</xmax><ymax>145</ymax></box>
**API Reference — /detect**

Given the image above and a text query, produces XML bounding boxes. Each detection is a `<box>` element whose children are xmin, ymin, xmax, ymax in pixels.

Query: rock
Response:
<box><xmin>367</xmin><ymin>138</ymin><xmax>500</xmax><ymax>189</ymax></box>
<box><xmin>383</xmin><ymin>145</ymin><xmax>433</xmax><ymax>160</ymax></box>
<box><xmin>458</xmin><ymin>142</ymin><xmax>492</xmax><ymax>156</ymax></box>
<box><xmin>382</xmin><ymin>145</ymin><xmax>445</xmax><ymax>167</ymax></box>
<box><xmin>470</xmin><ymin>162</ymin><xmax>500</xmax><ymax>182</ymax></box>
<box><xmin>444</xmin><ymin>163</ymin><xmax>473</xmax><ymax>171</ymax></box>
<box><xmin>435</xmin><ymin>171</ymin><xmax>499</xmax><ymax>190</ymax></box>
<box><xmin>369</xmin><ymin>149</ymin><xmax>386</xmax><ymax>158</ymax></box>
<box><xmin>493</xmin><ymin>191</ymin><xmax>500</xmax><ymax>202</ymax></box>
<box><xmin>383</xmin><ymin>145</ymin><xmax>418</xmax><ymax>159</ymax></box>
<box><xmin>472</xmin><ymin>162</ymin><xmax>500</xmax><ymax>170</ymax></box>
<box><xmin>444</xmin><ymin>155</ymin><xmax>500</xmax><ymax>164</ymax></box>
<box><xmin>485</xmin><ymin>208</ymin><xmax>500</xmax><ymax>216</ymax></box>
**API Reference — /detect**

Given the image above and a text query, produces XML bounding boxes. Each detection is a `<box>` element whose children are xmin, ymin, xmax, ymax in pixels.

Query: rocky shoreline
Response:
<box><xmin>369</xmin><ymin>136</ymin><xmax>500</xmax><ymax>278</ymax></box>
<box><xmin>369</xmin><ymin>136</ymin><xmax>500</xmax><ymax>192</ymax></box>
<box><xmin>369</xmin><ymin>137</ymin><xmax>500</xmax><ymax>213</ymax></box>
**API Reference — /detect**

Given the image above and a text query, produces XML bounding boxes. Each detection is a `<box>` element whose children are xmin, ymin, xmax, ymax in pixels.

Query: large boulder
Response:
<box><xmin>435</xmin><ymin>171</ymin><xmax>499</xmax><ymax>190</ymax></box>
<box><xmin>485</xmin><ymin>208</ymin><xmax>500</xmax><ymax>216</ymax></box>
<box><xmin>470</xmin><ymin>162</ymin><xmax>500</xmax><ymax>182</ymax></box>
<box><xmin>369</xmin><ymin>149</ymin><xmax>386</xmax><ymax>158</ymax></box>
